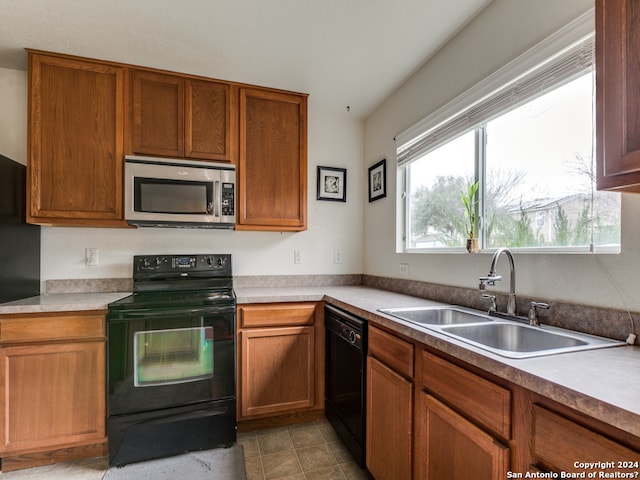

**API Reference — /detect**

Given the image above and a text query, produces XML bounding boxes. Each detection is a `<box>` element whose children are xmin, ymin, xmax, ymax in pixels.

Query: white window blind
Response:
<box><xmin>395</xmin><ymin>9</ymin><xmax>594</xmax><ymax>167</ymax></box>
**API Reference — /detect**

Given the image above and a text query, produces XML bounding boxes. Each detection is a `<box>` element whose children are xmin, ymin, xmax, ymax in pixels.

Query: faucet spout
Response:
<box><xmin>484</xmin><ymin>247</ymin><xmax>517</xmax><ymax>315</ymax></box>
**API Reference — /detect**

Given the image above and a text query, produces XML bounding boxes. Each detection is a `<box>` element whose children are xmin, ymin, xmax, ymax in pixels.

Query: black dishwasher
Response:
<box><xmin>325</xmin><ymin>304</ymin><xmax>367</xmax><ymax>467</ymax></box>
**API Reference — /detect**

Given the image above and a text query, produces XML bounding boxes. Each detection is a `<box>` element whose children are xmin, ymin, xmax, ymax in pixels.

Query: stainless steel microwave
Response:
<box><xmin>124</xmin><ymin>156</ymin><xmax>236</xmax><ymax>228</ymax></box>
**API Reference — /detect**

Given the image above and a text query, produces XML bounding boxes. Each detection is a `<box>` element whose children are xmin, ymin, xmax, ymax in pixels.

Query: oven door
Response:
<box><xmin>107</xmin><ymin>304</ymin><xmax>235</xmax><ymax>416</ymax></box>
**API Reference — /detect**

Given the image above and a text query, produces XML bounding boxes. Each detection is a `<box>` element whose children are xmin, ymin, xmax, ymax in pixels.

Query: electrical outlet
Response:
<box><xmin>294</xmin><ymin>249</ymin><xmax>303</xmax><ymax>264</ymax></box>
<box><xmin>334</xmin><ymin>249</ymin><xmax>343</xmax><ymax>264</ymax></box>
<box><xmin>399</xmin><ymin>263</ymin><xmax>409</xmax><ymax>275</ymax></box>
<box><xmin>86</xmin><ymin>248</ymin><xmax>99</xmax><ymax>266</ymax></box>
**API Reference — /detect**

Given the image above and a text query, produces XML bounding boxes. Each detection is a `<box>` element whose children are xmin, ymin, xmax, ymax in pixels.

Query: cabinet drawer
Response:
<box><xmin>238</xmin><ymin>303</ymin><xmax>316</xmax><ymax>328</ymax></box>
<box><xmin>368</xmin><ymin>326</ymin><xmax>414</xmax><ymax>378</ymax></box>
<box><xmin>422</xmin><ymin>350</ymin><xmax>511</xmax><ymax>439</ymax></box>
<box><xmin>0</xmin><ymin>312</ymin><xmax>105</xmax><ymax>344</ymax></box>
<box><xmin>532</xmin><ymin>405</ymin><xmax>639</xmax><ymax>472</ymax></box>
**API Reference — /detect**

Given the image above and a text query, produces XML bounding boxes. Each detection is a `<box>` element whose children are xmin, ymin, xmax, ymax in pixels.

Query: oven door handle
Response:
<box><xmin>117</xmin><ymin>305</ymin><xmax>234</xmax><ymax>319</ymax></box>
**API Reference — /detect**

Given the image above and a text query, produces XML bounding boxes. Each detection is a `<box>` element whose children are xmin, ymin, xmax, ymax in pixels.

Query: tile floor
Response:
<box><xmin>0</xmin><ymin>419</ymin><xmax>370</xmax><ymax>480</ymax></box>
<box><xmin>238</xmin><ymin>419</ymin><xmax>371</xmax><ymax>480</ymax></box>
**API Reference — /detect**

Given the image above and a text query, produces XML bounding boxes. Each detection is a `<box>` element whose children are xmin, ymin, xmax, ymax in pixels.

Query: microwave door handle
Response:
<box><xmin>214</xmin><ymin>180</ymin><xmax>220</xmax><ymax>218</ymax></box>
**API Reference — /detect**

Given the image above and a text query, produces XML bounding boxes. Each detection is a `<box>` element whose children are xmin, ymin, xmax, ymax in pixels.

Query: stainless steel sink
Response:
<box><xmin>441</xmin><ymin>322</ymin><xmax>625</xmax><ymax>358</ymax></box>
<box><xmin>379</xmin><ymin>306</ymin><xmax>492</xmax><ymax>326</ymax></box>
<box><xmin>379</xmin><ymin>305</ymin><xmax>626</xmax><ymax>359</ymax></box>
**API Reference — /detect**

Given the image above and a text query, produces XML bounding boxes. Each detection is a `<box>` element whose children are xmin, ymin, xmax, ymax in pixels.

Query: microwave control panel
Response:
<box><xmin>221</xmin><ymin>183</ymin><xmax>234</xmax><ymax>216</ymax></box>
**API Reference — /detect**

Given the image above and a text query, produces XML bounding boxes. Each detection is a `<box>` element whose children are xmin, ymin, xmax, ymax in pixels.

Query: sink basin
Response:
<box><xmin>379</xmin><ymin>305</ymin><xmax>626</xmax><ymax>359</ymax></box>
<box><xmin>379</xmin><ymin>306</ymin><xmax>492</xmax><ymax>326</ymax></box>
<box><xmin>442</xmin><ymin>323</ymin><xmax>586</xmax><ymax>352</ymax></box>
<box><xmin>441</xmin><ymin>322</ymin><xmax>624</xmax><ymax>358</ymax></box>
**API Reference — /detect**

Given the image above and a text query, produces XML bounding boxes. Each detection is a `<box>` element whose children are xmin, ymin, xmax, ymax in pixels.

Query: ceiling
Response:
<box><xmin>0</xmin><ymin>0</ymin><xmax>491</xmax><ymax>118</ymax></box>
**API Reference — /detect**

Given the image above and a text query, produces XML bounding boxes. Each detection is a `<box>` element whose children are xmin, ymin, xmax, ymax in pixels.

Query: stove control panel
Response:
<box><xmin>134</xmin><ymin>254</ymin><xmax>232</xmax><ymax>276</ymax></box>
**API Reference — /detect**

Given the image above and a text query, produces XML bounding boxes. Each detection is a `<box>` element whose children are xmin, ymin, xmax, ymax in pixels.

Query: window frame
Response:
<box><xmin>395</xmin><ymin>9</ymin><xmax>619</xmax><ymax>255</ymax></box>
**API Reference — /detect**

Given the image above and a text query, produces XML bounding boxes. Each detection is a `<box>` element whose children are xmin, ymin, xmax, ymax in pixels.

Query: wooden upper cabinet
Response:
<box><xmin>185</xmin><ymin>79</ymin><xmax>236</xmax><ymax>161</ymax></box>
<box><xmin>596</xmin><ymin>0</ymin><xmax>640</xmax><ymax>191</ymax></box>
<box><xmin>129</xmin><ymin>70</ymin><xmax>235</xmax><ymax>162</ymax></box>
<box><xmin>130</xmin><ymin>70</ymin><xmax>184</xmax><ymax>157</ymax></box>
<box><xmin>237</xmin><ymin>87</ymin><xmax>308</xmax><ymax>231</ymax></box>
<box><xmin>27</xmin><ymin>51</ymin><xmax>125</xmax><ymax>226</ymax></box>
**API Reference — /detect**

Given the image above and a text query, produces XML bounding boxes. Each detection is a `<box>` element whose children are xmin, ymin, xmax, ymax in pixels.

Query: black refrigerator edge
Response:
<box><xmin>0</xmin><ymin>154</ymin><xmax>41</xmax><ymax>303</ymax></box>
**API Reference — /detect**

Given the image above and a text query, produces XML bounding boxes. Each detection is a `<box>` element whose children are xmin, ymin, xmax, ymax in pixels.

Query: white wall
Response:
<box><xmin>0</xmin><ymin>67</ymin><xmax>364</xmax><ymax>280</ymax></box>
<box><xmin>0</xmin><ymin>67</ymin><xmax>27</xmax><ymax>164</ymax></box>
<box><xmin>363</xmin><ymin>0</ymin><xmax>640</xmax><ymax>312</ymax></box>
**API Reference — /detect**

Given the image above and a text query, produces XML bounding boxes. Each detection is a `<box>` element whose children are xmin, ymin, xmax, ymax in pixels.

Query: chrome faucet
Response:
<box><xmin>479</xmin><ymin>247</ymin><xmax>517</xmax><ymax>315</ymax></box>
<box><xmin>528</xmin><ymin>301</ymin><xmax>549</xmax><ymax>327</ymax></box>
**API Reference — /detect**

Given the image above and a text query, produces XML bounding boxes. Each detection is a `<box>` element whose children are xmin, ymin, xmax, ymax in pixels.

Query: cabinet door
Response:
<box><xmin>366</xmin><ymin>356</ymin><xmax>413</xmax><ymax>480</ymax></box>
<box><xmin>0</xmin><ymin>341</ymin><xmax>106</xmax><ymax>453</ymax></box>
<box><xmin>237</xmin><ymin>87</ymin><xmax>307</xmax><ymax>231</ymax></box>
<box><xmin>421</xmin><ymin>394</ymin><xmax>510</xmax><ymax>480</ymax></box>
<box><xmin>28</xmin><ymin>52</ymin><xmax>124</xmax><ymax>226</ymax></box>
<box><xmin>130</xmin><ymin>69</ymin><xmax>184</xmax><ymax>157</ymax></box>
<box><xmin>185</xmin><ymin>79</ymin><xmax>235</xmax><ymax>162</ymax></box>
<box><xmin>239</xmin><ymin>326</ymin><xmax>315</xmax><ymax>417</ymax></box>
<box><xmin>532</xmin><ymin>405</ymin><xmax>639</xmax><ymax>473</ymax></box>
<box><xmin>596</xmin><ymin>0</ymin><xmax>640</xmax><ymax>191</ymax></box>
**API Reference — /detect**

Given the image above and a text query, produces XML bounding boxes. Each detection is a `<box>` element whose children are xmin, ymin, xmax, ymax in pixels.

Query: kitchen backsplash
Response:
<box><xmin>45</xmin><ymin>278</ymin><xmax>133</xmax><ymax>293</ymax></box>
<box><xmin>45</xmin><ymin>274</ymin><xmax>363</xmax><ymax>294</ymax></box>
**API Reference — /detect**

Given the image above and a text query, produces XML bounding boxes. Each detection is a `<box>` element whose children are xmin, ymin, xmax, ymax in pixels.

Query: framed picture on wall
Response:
<box><xmin>368</xmin><ymin>159</ymin><xmax>386</xmax><ymax>202</ymax></box>
<box><xmin>317</xmin><ymin>166</ymin><xmax>347</xmax><ymax>202</ymax></box>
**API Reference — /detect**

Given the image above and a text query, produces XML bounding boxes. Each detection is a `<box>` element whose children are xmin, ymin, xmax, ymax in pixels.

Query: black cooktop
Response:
<box><xmin>108</xmin><ymin>288</ymin><xmax>236</xmax><ymax>310</ymax></box>
<box><xmin>108</xmin><ymin>254</ymin><xmax>235</xmax><ymax>312</ymax></box>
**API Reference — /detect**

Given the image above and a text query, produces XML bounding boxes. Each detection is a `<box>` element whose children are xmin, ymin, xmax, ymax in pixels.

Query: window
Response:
<box><xmin>396</xmin><ymin>11</ymin><xmax>620</xmax><ymax>254</ymax></box>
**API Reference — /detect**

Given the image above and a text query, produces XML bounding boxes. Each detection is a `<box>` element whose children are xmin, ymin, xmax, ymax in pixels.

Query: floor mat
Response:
<box><xmin>103</xmin><ymin>445</ymin><xmax>246</xmax><ymax>480</ymax></box>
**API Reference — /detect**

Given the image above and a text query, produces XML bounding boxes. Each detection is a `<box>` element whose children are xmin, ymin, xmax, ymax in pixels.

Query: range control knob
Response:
<box><xmin>141</xmin><ymin>257</ymin><xmax>163</xmax><ymax>269</ymax></box>
<box><xmin>206</xmin><ymin>256</ymin><xmax>225</xmax><ymax>267</ymax></box>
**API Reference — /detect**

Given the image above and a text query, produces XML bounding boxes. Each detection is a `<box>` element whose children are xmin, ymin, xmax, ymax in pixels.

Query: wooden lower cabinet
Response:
<box><xmin>531</xmin><ymin>404</ymin><xmax>640</xmax><ymax>473</ymax></box>
<box><xmin>0</xmin><ymin>342</ymin><xmax>105</xmax><ymax>454</ymax></box>
<box><xmin>236</xmin><ymin>303</ymin><xmax>323</xmax><ymax>425</ymax></box>
<box><xmin>366</xmin><ymin>355</ymin><xmax>413</xmax><ymax>480</ymax></box>
<box><xmin>421</xmin><ymin>394</ymin><xmax>510</xmax><ymax>480</ymax></box>
<box><xmin>363</xmin><ymin>331</ymin><xmax>640</xmax><ymax>480</ymax></box>
<box><xmin>421</xmin><ymin>351</ymin><xmax>511</xmax><ymax>440</ymax></box>
<box><xmin>239</xmin><ymin>326</ymin><xmax>315</xmax><ymax>417</ymax></box>
<box><xmin>0</xmin><ymin>311</ymin><xmax>107</xmax><ymax>471</ymax></box>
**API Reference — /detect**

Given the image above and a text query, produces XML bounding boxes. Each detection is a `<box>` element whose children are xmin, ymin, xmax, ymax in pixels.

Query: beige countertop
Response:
<box><xmin>238</xmin><ymin>285</ymin><xmax>640</xmax><ymax>439</ymax></box>
<box><xmin>0</xmin><ymin>292</ymin><xmax>131</xmax><ymax>314</ymax></box>
<box><xmin>1</xmin><ymin>285</ymin><xmax>638</xmax><ymax>439</ymax></box>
